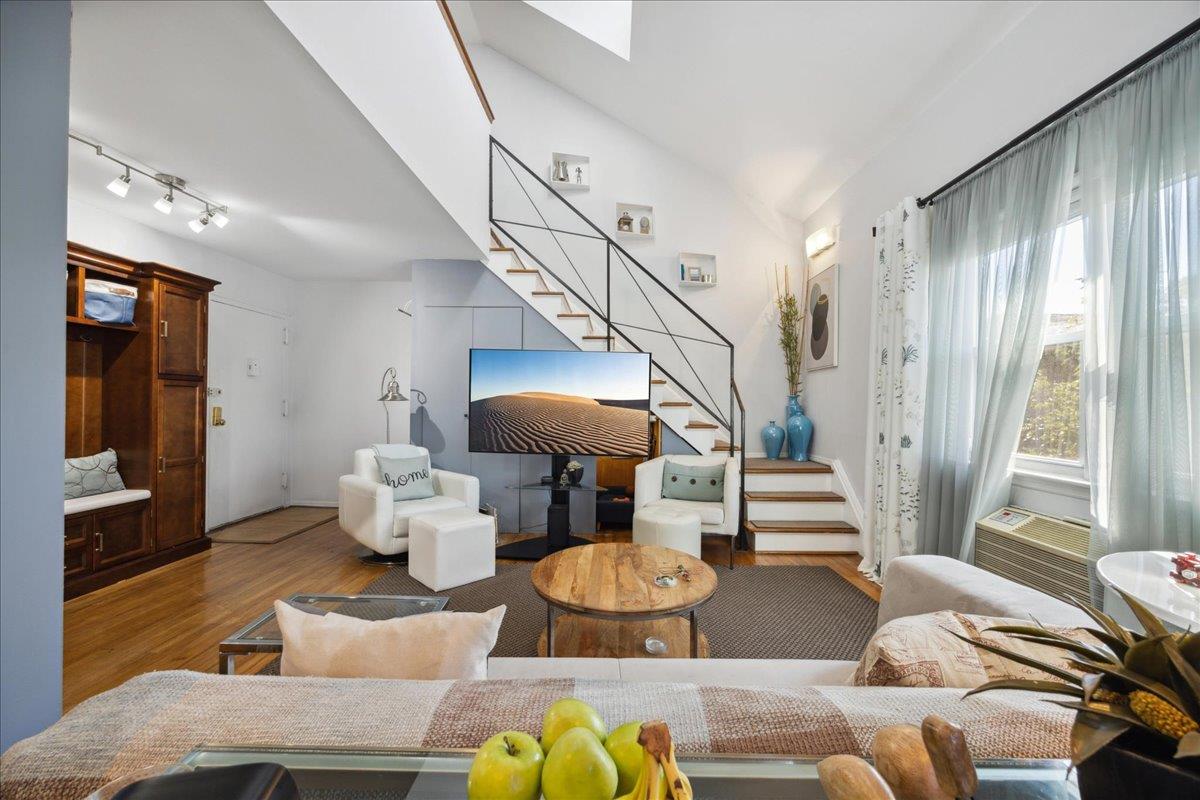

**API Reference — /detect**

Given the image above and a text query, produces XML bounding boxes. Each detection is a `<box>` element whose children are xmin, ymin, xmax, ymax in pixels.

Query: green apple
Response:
<box><xmin>540</xmin><ymin>697</ymin><xmax>607</xmax><ymax>754</ymax></box>
<box><xmin>467</xmin><ymin>731</ymin><xmax>544</xmax><ymax>800</ymax></box>
<box><xmin>541</xmin><ymin>727</ymin><xmax>619</xmax><ymax>800</ymax></box>
<box><xmin>607</xmin><ymin>722</ymin><xmax>667</xmax><ymax>799</ymax></box>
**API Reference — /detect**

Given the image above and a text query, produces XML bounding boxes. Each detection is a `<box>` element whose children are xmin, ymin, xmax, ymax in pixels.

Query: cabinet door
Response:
<box><xmin>94</xmin><ymin>501</ymin><xmax>152</xmax><ymax>568</ymax></box>
<box><xmin>64</xmin><ymin>514</ymin><xmax>93</xmax><ymax>577</ymax></box>
<box><xmin>157</xmin><ymin>380</ymin><xmax>205</xmax><ymax>547</ymax></box>
<box><xmin>158</xmin><ymin>283</ymin><xmax>205</xmax><ymax>378</ymax></box>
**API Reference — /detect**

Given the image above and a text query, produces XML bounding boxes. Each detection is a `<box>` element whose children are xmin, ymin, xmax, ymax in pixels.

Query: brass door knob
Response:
<box><xmin>211</xmin><ymin>406</ymin><xmax>227</xmax><ymax>427</ymax></box>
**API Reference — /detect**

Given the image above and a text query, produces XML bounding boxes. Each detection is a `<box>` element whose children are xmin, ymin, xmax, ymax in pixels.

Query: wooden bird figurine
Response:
<box><xmin>921</xmin><ymin>714</ymin><xmax>979</xmax><ymax>800</ymax></box>
<box><xmin>816</xmin><ymin>755</ymin><xmax>898</xmax><ymax>800</ymax></box>
<box><xmin>871</xmin><ymin>724</ymin><xmax>954</xmax><ymax>800</ymax></box>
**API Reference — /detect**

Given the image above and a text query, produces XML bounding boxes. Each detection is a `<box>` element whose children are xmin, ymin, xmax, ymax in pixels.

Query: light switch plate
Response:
<box><xmin>246</xmin><ymin>358</ymin><xmax>261</xmax><ymax>377</ymax></box>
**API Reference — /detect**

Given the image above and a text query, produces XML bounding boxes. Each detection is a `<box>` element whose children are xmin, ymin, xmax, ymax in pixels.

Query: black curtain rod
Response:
<box><xmin>915</xmin><ymin>17</ymin><xmax>1200</xmax><ymax>209</ymax></box>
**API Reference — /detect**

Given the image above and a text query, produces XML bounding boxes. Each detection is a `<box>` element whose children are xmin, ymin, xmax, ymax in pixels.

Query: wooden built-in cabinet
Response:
<box><xmin>63</xmin><ymin>244</ymin><xmax>218</xmax><ymax>599</ymax></box>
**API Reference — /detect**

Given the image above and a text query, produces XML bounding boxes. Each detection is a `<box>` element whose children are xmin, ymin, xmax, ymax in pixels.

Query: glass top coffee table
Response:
<box><xmin>217</xmin><ymin>594</ymin><xmax>447</xmax><ymax>675</ymax></box>
<box><xmin>179</xmin><ymin>744</ymin><xmax>1079</xmax><ymax>799</ymax></box>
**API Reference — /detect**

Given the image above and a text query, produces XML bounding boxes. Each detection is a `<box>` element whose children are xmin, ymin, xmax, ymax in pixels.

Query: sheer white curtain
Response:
<box><xmin>863</xmin><ymin>198</ymin><xmax>929</xmax><ymax>579</ymax></box>
<box><xmin>918</xmin><ymin>124</ymin><xmax>1077</xmax><ymax>561</ymax></box>
<box><xmin>1077</xmin><ymin>33</ymin><xmax>1199</xmax><ymax>567</ymax></box>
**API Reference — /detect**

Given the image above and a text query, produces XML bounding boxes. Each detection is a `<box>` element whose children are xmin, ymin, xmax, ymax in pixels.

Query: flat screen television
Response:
<box><xmin>468</xmin><ymin>348</ymin><xmax>651</xmax><ymax>456</ymax></box>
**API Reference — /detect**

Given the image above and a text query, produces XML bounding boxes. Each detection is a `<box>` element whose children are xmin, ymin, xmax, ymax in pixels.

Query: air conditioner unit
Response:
<box><xmin>975</xmin><ymin>506</ymin><xmax>1091</xmax><ymax>606</ymax></box>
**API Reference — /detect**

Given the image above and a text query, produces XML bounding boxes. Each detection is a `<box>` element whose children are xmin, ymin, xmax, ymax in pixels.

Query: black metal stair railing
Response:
<box><xmin>488</xmin><ymin>137</ymin><xmax>747</xmax><ymax>544</ymax></box>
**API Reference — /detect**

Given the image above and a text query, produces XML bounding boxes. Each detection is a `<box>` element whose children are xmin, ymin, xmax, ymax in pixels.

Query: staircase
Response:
<box><xmin>487</xmin><ymin>232</ymin><xmax>725</xmax><ymax>456</ymax></box>
<box><xmin>742</xmin><ymin>459</ymin><xmax>859</xmax><ymax>553</ymax></box>
<box><xmin>488</xmin><ymin>138</ymin><xmax>857</xmax><ymax>555</ymax></box>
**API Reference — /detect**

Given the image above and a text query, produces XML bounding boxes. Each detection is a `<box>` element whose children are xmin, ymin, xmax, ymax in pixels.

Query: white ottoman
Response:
<box><xmin>408</xmin><ymin>508</ymin><xmax>496</xmax><ymax>591</ymax></box>
<box><xmin>632</xmin><ymin>506</ymin><xmax>702</xmax><ymax>558</ymax></box>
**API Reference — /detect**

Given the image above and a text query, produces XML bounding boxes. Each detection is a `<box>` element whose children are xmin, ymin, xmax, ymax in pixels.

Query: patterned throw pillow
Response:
<box><xmin>852</xmin><ymin>610</ymin><xmax>1101</xmax><ymax>688</ymax></box>
<box><xmin>374</xmin><ymin>452</ymin><xmax>435</xmax><ymax>502</ymax></box>
<box><xmin>64</xmin><ymin>448</ymin><xmax>127</xmax><ymax>500</ymax></box>
<box><xmin>661</xmin><ymin>460</ymin><xmax>725</xmax><ymax>502</ymax></box>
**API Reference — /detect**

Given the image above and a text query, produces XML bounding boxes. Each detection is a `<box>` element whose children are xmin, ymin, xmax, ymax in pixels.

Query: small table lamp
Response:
<box><xmin>378</xmin><ymin>367</ymin><xmax>407</xmax><ymax>444</ymax></box>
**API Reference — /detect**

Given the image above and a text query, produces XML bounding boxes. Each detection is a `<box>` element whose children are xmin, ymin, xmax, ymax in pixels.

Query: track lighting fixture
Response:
<box><xmin>154</xmin><ymin>189</ymin><xmax>174</xmax><ymax>215</ymax></box>
<box><xmin>188</xmin><ymin>210</ymin><xmax>211</xmax><ymax>233</ymax></box>
<box><xmin>69</xmin><ymin>132</ymin><xmax>232</xmax><ymax>233</ymax></box>
<box><xmin>106</xmin><ymin>168</ymin><xmax>131</xmax><ymax>198</ymax></box>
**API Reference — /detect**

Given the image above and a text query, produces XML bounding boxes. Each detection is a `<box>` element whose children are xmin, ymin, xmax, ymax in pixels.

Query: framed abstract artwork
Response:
<box><xmin>805</xmin><ymin>263</ymin><xmax>838</xmax><ymax>370</ymax></box>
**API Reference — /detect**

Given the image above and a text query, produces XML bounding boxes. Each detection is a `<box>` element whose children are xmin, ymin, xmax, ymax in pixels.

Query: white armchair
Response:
<box><xmin>338</xmin><ymin>445</ymin><xmax>480</xmax><ymax>564</ymax></box>
<box><xmin>634</xmin><ymin>454</ymin><xmax>740</xmax><ymax>568</ymax></box>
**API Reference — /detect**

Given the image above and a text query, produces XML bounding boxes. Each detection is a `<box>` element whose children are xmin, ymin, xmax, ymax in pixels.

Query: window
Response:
<box><xmin>1015</xmin><ymin>216</ymin><xmax>1086</xmax><ymax>480</ymax></box>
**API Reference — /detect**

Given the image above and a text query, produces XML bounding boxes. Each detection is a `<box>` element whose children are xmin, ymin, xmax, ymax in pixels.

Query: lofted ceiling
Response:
<box><xmin>460</xmin><ymin>0</ymin><xmax>1039</xmax><ymax>225</ymax></box>
<box><xmin>68</xmin><ymin>0</ymin><xmax>482</xmax><ymax>281</ymax></box>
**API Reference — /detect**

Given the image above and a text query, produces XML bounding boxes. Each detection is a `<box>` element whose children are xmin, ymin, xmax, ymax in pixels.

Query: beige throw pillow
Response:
<box><xmin>276</xmin><ymin>600</ymin><xmax>505</xmax><ymax>680</ymax></box>
<box><xmin>852</xmin><ymin>610</ymin><xmax>1100</xmax><ymax>688</ymax></box>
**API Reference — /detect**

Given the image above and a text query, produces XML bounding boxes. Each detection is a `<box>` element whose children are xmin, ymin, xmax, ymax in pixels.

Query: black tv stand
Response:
<box><xmin>496</xmin><ymin>454</ymin><xmax>595</xmax><ymax>561</ymax></box>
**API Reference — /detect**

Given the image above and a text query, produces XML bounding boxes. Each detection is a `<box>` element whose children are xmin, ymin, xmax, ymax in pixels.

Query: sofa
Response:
<box><xmin>0</xmin><ymin>555</ymin><xmax>1085</xmax><ymax>799</ymax></box>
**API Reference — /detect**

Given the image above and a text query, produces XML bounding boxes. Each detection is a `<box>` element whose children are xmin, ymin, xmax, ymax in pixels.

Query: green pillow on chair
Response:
<box><xmin>661</xmin><ymin>460</ymin><xmax>725</xmax><ymax>502</ymax></box>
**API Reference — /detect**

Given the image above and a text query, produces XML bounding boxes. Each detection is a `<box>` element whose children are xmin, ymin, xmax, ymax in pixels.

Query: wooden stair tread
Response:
<box><xmin>532</xmin><ymin>290</ymin><xmax>564</xmax><ymax>296</ymax></box>
<box><xmin>651</xmin><ymin>378</ymin><xmax>667</xmax><ymax>385</ymax></box>
<box><xmin>712</xmin><ymin>440</ymin><xmax>741</xmax><ymax>452</ymax></box>
<box><xmin>507</xmin><ymin>268</ymin><xmax>539</xmax><ymax>274</ymax></box>
<box><xmin>659</xmin><ymin>401</ymin><xmax>691</xmax><ymax>407</ymax></box>
<box><xmin>490</xmin><ymin>246</ymin><xmax>514</xmax><ymax>252</ymax></box>
<box><xmin>557</xmin><ymin>312</ymin><xmax>589</xmax><ymax>318</ymax></box>
<box><xmin>744</xmin><ymin>490</ymin><xmax>844</xmax><ymax>502</ymax></box>
<box><xmin>685</xmin><ymin>421</ymin><xmax>718</xmax><ymax>429</ymax></box>
<box><xmin>582</xmin><ymin>334</ymin><xmax>614</xmax><ymax>340</ymax></box>
<box><xmin>744</xmin><ymin>458</ymin><xmax>832</xmax><ymax>474</ymax></box>
<box><xmin>746</xmin><ymin>520</ymin><xmax>857</xmax><ymax>533</ymax></box>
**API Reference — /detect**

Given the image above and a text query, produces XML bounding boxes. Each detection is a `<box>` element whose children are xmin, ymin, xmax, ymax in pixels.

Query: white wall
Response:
<box><xmin>475</xmin><ymin>46</ymin><xmax>803</xmax><ymax>457</ymax></box>
<box><xmin>68</xmin><ymin>198</ymin><xmax>294</xmax><ymax>318</ymax></box>
<box><xmin>1</xmin><ymin>0</ymin><xmax>71</xmax><ymax>751</ymax></box>
<box><xmin>800</xmin><ymin>1</ymin><xmax>1199</xmax><ymax>509</ymax></box>
<box><xmin>266</xmin><ymin>0</ymin><xmax>491</xmax><ymax>256</ymax></box>
<box><xmin>289</xmin><ymin>280</ymin><xmax>413</xmax><ymax>505</ymax></box>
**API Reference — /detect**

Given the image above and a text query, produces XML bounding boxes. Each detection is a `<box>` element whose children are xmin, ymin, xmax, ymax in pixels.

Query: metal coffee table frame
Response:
<box><xmin>217</xmin><ymin>593</ymin><xmax>448</xmax><ymax>675</ymax></box>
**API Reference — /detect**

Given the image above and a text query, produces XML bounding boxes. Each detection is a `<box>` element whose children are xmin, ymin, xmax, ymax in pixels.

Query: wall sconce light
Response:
<box><xmin>805</xmin><ymin>226</ymin><xmax>837</xmax><ymax>259</ymax></box>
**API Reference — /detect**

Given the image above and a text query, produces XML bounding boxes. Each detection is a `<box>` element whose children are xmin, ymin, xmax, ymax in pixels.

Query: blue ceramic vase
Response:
<box><xmin>786</xmin><ymin>394</ymin><xmax>803</xmax><ymax>421</ymax></box>
<box><xmin>761</xmin><ymin>420</ymin><xmax>785</xmax><ymax>460</ymax></box>
<box><xmin>786</xmin><ymin>404</ymin><xmax>814</xmax><ymax>462</ymax></box>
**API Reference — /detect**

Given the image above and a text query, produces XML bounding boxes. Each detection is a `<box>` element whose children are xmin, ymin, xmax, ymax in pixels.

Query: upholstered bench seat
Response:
<box><xmin>63</xmin><ymin>488</ymin><xmax>151</xmax><ymax>516</ymax></box>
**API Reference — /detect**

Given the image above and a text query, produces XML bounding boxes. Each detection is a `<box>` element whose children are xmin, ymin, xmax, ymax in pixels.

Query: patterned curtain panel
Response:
<box><xmin>862</xmin><ymin>198</ymin><xmax>929</xmax><ymax>579</ymax></box>
<box><xmin>918</xmin><ymin>123</ymin><xmax>1077</xmax><ymax>562</ymax></box>
<box><xmin>1077</xmin><ymin>32</ymin><xmax>1200</xmax><ymax>569</ymax></box>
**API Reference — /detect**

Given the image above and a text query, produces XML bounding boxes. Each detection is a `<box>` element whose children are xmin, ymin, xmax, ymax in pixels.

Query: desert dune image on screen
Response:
<box><xmin>469</xmin><ymin>349</ymin><xmax>650</xmax><ymax>456</ymax></box>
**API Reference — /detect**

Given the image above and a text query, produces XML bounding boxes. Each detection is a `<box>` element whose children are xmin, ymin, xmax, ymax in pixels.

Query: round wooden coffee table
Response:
<box><xmin>531</xmin><ymin>542</ymin><xmax>717</xmax><ymax>659</ymax></box>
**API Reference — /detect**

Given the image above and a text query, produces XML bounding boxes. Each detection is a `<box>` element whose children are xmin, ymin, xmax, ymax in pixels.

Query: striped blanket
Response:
<box><xmin>1</xmin><ymin>671</ymin><xmax>1072</xmax><ymax>800</ymax></box>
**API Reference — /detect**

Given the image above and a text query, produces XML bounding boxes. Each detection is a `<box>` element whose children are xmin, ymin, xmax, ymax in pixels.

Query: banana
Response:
<box><xmin>636</xmin><ymin>722</ymin><xmax>693</xmax><ymax>800</ymax></box>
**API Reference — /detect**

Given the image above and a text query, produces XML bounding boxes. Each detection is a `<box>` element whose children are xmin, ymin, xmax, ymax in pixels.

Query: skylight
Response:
<box><xmin>523</xmin><ymin>0</ymin><xmax>632</xmax><ymax>61</ymax></box>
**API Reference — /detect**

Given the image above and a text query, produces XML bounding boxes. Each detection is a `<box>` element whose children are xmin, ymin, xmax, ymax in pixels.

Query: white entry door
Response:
<box><xmin>206</xmin><ymin>301</ymin><xmax>288</xmax><ymax>529</ymax></box>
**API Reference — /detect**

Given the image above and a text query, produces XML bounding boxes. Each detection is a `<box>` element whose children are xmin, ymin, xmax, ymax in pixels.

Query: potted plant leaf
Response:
<box><xmin>953</xmin><ymin>588</ymin><xmax>1199</xmax><ymax>798</ymax></box>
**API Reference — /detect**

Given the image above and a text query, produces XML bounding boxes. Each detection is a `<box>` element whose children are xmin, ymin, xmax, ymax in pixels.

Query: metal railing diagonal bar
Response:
<box><xmin>497</xmin><ymin>148</ymin><xmax>602</xmax><ymax>311</ymax></box>
<box><xmin>491</xmin><ymin>218</ymin><xmax>608</xmax><ymax>241</ymax></box>
<box><xmin>605</xmin><ymin>320</ymin><xmax>728</xmax><ymax>349</ymax></box>
<box><xmin>490</xmin><ymin>138</ymin><xmax>732</xmax><ymax>348</ymax></box>
<box><xmin>613</xmin><ymin>248</ymin><xmax>727</xmax><ymax>425</ymax></box>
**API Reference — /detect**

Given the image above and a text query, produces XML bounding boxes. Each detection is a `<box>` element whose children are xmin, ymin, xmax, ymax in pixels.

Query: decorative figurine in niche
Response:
<box><xmin>618</xmin><ymin>211</ymin><xmax>634</xmax><ymax>232</ymax></box>
<box><xmin>575</xmin><ymin>166</ymin><xmax>583</xmax><ymax>184</ymax></box>
<box><xmin>553</xmin><ymin>160</ymin><xmax>569</xmax><ymax>183</ymax></box>
<box><xmin>639</xmin><ymin>216</ymin><xmax>651</xmax><ymax>235</ymax></box>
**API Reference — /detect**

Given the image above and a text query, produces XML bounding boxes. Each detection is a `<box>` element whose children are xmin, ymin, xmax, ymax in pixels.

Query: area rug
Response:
<box><xmin>209</xmin><ymin>506</ymin><xmax>336</xmax><ymax>544</ymax></box>
<box><xmin>260</xmin><ymin>563</ymin><xmax>876</xmax><ymax>673</ymax></box>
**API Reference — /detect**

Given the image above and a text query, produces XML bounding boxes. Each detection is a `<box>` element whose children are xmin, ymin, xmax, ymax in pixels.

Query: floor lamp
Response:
<box><xmin>378</xmin><ymin>367</ymin><xmax>407</xmax><ymax>444</ymax></box>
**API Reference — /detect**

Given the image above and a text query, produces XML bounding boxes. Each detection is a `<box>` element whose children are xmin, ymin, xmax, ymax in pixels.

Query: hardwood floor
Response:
<box><xmin>62</xmin><ymin>520</ymin><xmax>878</xmax><ymax>712</ymax></box>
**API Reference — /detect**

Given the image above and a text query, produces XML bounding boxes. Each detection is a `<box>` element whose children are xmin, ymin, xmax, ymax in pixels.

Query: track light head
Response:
<box><xmin>153</xmin><ymin>189</ymin><xmax>174</xmax><ymax>215</ymax></box>
<box><xmin>210</xmin><ymin>208</ymin><xmax>229</xmax><ymax>228</ymax></box>
<box><xmin>106</xmin><ymin>169</ymin><xmax>131</xmax><ymax>198</ymax></box>
<box><xmin>188</xmin><ymin>212</ymin><xmax>211</xmax><ymax>234</ymax></box>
